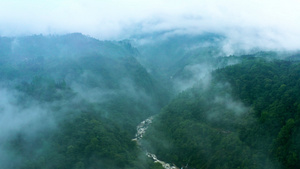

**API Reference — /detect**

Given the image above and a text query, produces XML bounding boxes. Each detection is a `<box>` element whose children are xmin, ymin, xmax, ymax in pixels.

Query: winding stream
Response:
<box><xmin>133</xmin><ymin>117</ymin><xmax>179</xmax><ymax>169</ymax></box>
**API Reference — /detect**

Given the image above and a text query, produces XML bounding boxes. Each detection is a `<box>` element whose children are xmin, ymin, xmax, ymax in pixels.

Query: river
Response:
<box><xmin>133</xmin><ymin>117</ymin><xmax>179</xmax><ymax>169</ymax></box>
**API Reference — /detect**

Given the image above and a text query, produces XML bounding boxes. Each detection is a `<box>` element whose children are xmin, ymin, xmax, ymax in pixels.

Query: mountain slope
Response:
<box><xmin>143</xmin><ymin>58</ymin><xmax>300</xmax><ymax>169</ymax></box>
<box><xmin>0</xmin><ymin>33</ymin><xmax>169</xmax><ymax>169</ymax></box>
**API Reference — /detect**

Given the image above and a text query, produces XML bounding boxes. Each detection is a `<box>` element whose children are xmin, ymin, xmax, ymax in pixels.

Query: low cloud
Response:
<box><xmin>0</xmin><ymin>88</ymin><xmax>56</xmax><ymax>168</ymax></box>
<box><xmin>0</xmin><ymin>0</ymin><xmax>299</xmax><ymax>51</ymax></box>
<box><xmin>0</xmin><ymin>88</ymin><xmax>56</xmax><ymax>141</ymax></box>
<box><xmin>174</xmin><ymin>64</ymin><xmax>213</xmax><ymax>92</ymax></box>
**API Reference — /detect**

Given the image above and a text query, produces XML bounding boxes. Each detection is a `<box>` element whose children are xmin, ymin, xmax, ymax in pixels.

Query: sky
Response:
<box><xmin>0</xmin><ymin>0</ymin><xmax>300</xmax><ymax>50</ymax></box>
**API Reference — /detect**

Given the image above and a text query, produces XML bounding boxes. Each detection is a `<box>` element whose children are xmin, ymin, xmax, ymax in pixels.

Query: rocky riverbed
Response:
<box><xmin>133</xmin><ymin>117</ymin><xmax>179</xmax><ymax>169</ymax></box>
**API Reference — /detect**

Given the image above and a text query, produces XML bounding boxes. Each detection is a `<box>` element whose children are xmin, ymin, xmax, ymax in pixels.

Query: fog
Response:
<box><xmin>0</xmin><ymin>0</ymin><xmax>300</xmax><ymax>51</ymax></box>
<box><xmin>0</xmin><ymin>88</ymin><xmax>56</xmax><ymax>168</ymax></box>
<box><xmin>0</xmin><ymin>88</ymin><xmax>54</xmax><ymax>140</ymax></box>
<box><xmin>173</xmin><ymin>64</ymin><xmax>213</xmax><ymax>91</ymax></box>
<box><xmin>0</xmin><ymin>1</ymin><xmax>299</xmax><ymax>168</ymax></box>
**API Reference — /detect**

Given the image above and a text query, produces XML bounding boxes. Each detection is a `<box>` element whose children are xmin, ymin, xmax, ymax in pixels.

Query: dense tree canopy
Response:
<box><xmin>144</xmin><ymin>58</ymin><xmax>300</xmax><ymax>169</ymax></box>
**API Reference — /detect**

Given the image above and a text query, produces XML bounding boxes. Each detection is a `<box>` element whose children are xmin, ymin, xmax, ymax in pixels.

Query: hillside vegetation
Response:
<box><xmin>144</xmin><ymin>58</ymin><xmax>300</xmax><ymax>169</ymax></box>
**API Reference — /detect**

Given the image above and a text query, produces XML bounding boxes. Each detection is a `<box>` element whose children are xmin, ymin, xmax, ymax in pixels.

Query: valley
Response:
<box><xmin>0</xmin><ymin>33</ymin><xmax>299</xmax><ymax>169</ymax></box>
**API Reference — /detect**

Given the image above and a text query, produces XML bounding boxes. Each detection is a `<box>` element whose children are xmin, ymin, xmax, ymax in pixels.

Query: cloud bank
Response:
<box><xmin>0</xmin><ymin>0</ymin><xmax>300</xmax><ymax>50</ymax></box>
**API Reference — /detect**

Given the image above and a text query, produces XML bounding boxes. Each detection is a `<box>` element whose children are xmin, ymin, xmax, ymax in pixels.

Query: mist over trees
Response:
<box><xmin>143</xmin><ymin>57</ymin><xmax>300</xmax><ymax>168</ymax></box>
<box><xmin>0</xmin><ymin>33</ymin><xmax>169</xmax><ymax>168</ymax></box>
<box><xmin>1</xmin><ymin>1</ymin><xmax>300</xmax><ymax>169</ymax></box>
<box><xmin>0</xmin><ymin>30</ymin><xmax>300</xmax><ymax>169</ymax></box>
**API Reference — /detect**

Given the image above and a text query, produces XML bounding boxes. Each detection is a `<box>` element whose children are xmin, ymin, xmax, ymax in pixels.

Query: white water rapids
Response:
<box><xmin>133</xmin><ymin>117</ymin><xmax>179</xmax><ymax>169</ymax></box>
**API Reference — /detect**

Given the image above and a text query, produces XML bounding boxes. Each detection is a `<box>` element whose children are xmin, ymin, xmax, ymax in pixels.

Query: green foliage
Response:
<box><xmin>0</xmin><ymin>34</ymin><xmax>170</xmax><ymax>169</ymax></box>
<box><xmin>145</xmin><ymin>58</ymin><xmax>300</xmax><ymax>169</ymax></box>
<box><xmin>3</xmin><ymin>34</ymin><xmax>300</xmax><ymax>169</ymax></box>
<box><xmin>143</xmin><ymin>82</ymin><xmax>256</xmax><ymax>169</ymax></box>
<box><xmin>40</xmin><ymin>112</ymin><xmax>137</xmax><ymax>169</ymax></box>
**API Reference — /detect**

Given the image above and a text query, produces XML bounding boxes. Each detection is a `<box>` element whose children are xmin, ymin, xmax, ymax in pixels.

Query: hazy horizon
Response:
<box><xmin>0</xmin><ymin>0</ymin><xmax>300</xmax><ymax>51</ymax></box>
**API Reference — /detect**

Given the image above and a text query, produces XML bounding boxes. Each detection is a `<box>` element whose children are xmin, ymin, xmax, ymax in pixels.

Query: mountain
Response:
<box><xmin>0</xmin><ymin>33</ymin><xmax>169</xmax><ymax>169</ymax></box>
<box><xmin>0</xmin><ymin>33</ymin><xmax>170</xmax><ymax>123</ymax></box>
<box><xmin>1</xmin><ymin>32</ymin><xmax>300</xmax><ymax>169</ymax></box>
<box><xmin>133</xmin><ymin>33</ymin><xmax>225</xmax><ymax>91</ymax></box>
<box><xmin>133</xmin><ymin>33</ymin><xmax>296</xmax><ymax>93</ymax></box>
<box><xmin>143</xmin><ymin>58</ymin><xmax>300</xmax><ymax>169</ymax></box>
<box><xmin>133</xmin><ymin>33</ymin><xmax>279</xmax><ymax>93</ymax></box>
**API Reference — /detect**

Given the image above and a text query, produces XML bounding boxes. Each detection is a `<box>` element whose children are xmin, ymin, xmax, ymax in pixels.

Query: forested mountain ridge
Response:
<box><xmin>143</xmin><ymin>58</ymin><xmax>300</xmax><ymax>169</ymax></box>
<box><xmin>134</xmin><ymin>33</ymin><xmax>293</xmax><ymax>93</ymax></box>
<box><xmin>133</xmin><ymin>33</ymin><xmax>225</xmax><ymax>93</ymax></box>
<box><xmin>0</xmin><ymin>33</ymin><xmax>143</xmax><ymax>84</ymax></box>
<box><xmin>0</xmin><ymin>33</ymin><xmax>169</xmax><ymax>119</ymax></box>
<box><xmin>0</xmin><ymin>34</ymin><xmax>169</xmax><ymax>169</ymax></box>
<box><xmin>1</xmin><ymin>33</ymin><xmax>300</xmax><ymax>169</ymax></box>
<box><xmin>1</xmin><ymin>0</ymin><xmax>299</xmax><ymax>168</ymax></box>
